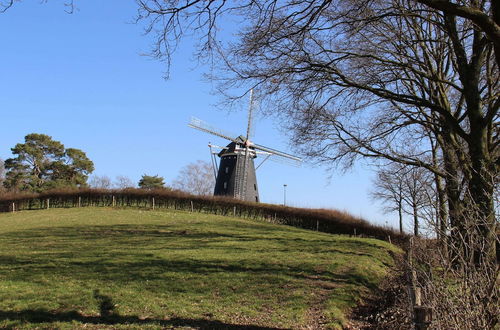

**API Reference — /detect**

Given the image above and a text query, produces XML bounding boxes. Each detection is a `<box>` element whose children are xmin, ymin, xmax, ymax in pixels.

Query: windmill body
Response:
<box><xmin>188</xmin><ymin>91</ymin><xmax>301</xmax><ymax>203</ymax></box>
<box><xmin>213</xmin><ymin>137</ymin><xmax>259</xmax><ymax>202</ymax></box>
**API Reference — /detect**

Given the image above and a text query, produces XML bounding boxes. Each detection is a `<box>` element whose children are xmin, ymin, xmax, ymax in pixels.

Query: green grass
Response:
<box><xmin>0</xmin><ymin>208</ymin><xmax>400</xmax><ymax>329</ymax></box>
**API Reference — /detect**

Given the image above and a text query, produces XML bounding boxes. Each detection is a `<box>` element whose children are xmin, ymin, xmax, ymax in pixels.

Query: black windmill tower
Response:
<box><xmin>188</xmin><ymin>90</ymin><xmax>302</xmax><ymax>202</ymax></box>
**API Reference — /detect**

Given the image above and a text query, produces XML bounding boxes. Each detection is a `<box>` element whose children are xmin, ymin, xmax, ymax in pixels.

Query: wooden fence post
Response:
<box><xmin>46</xmin><ymin>198</ymin><xmax>50</xmax><ymax>210</ymax></box>
<box><xmin>407</xmin><ymin>237</ymin><xmax>433</xmax><ymax>329</ymax></box>
<box><xmin>233</xmin><ymin>206</ymin><xmax>236</xmax><ymax>216</ymax></box>
<box><xmin>112</xmin><ymin>195</ymin><xmax>116</xmax><ymax>207</ymax></box>
<box><xmin>152</xmin><ymin>197</ymin><xmax>155</xmax><ymax>210</ymax></box>
<box><xmin>414</xmin><ymin>306</ymin><xmax>432</xmax><ymax>330</ymax></box>
<box><xmin>11</xmin><ymin>202</ymin><xmax>15</xmax><ymax>213</ymax></box>
<box><xmin>78</xmin><ymin>196</ymin><xmax>81</xmax><ymax>208</ymax></box>
<box><xmin>190</xmin><ymin>201</ymin><xmax>194</xmax><ymax>212</ymax></box>
<box><xmin>316</xmin><ymin>220</ymin><xmax>319</xmax><ymax>231</ymax></box>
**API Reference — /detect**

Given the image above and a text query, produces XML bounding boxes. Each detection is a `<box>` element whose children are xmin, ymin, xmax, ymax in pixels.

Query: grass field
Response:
<box><xmin>0</xmin><ymin>208</ymin><xmax>399</xmax><ymax>329</ymax></box>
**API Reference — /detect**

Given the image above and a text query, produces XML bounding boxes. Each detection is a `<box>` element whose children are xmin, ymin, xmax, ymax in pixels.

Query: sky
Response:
<box><xmin>0</xmin><ymin>1</ymin><xmax>400</xmax><ymax>229</ymax></box>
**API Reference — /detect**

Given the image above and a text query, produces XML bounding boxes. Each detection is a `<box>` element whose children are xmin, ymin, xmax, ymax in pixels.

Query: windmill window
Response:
<box><xmin>254</xmin><ymin>184</ymin><xmax>257</xmax><ymax>191</ymax></box>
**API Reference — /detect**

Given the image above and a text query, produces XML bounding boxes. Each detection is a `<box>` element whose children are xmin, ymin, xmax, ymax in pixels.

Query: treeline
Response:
<box><xmin>0</xmin><ymin>188</ymin><xmax>406</xmax><ymax>244</ymax></box>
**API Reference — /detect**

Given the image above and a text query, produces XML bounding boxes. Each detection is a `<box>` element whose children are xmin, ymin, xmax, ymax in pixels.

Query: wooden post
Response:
<box><xmin>47</xmin><ymin>198</ymin><xmax>50</xmax><ymax>209</ymax></box>
<box><xmin>152</xmin><ymin>197</ymin><xmax>155</xmax><ymax>210</ymax></box>
<box><xmin>190</xmin><ymin>201</ymin><xmax>194</xmax><ymax>212</ymax></box>
<box><xmin>233</xmin><ymin>206</ymin><xmax>236</xmax><ymax>216</ymax></box>
<box><xmin>414</xmin><ymin>306</ymin><xmax>432</xmax><ymax>329</ymax></box>
<box><xmin>414</xmin><ymin>287</ymin><xmax>421</xmax><ymax>306</ymax></box>
<box><xmin>112</xmin><ymin>195</ymin><xmax>116</xmax><ymax>207</ymax></box>
<box><xmin>354</xmin><ymin>228</ymin><xmax>357</xmax><ymax>236</ymax></box>
<box><xmin>11</xmin><ymin>202</ymin><xmax>15</xmax><ymax>213</ymax></box>
<box><xmin>316</xmin><ymin>220</ymin><xmax>319</xmax><ymax>231</ymax></box>
<box><xmin>78</xmin><ymin>196</ymin><xmax>81</xmax><ymax>208</ymax></box>
<box><xmin>407</xmin><ymin>237</ymin><xmax>432</xmax><ymax>329</ymax></box>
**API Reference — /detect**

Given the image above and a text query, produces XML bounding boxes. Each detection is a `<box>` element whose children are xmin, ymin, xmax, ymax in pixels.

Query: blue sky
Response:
<box><xmin>0</xmin><ymin>1</ymin><xmax>399</xmax><ymax>229</ymax></box>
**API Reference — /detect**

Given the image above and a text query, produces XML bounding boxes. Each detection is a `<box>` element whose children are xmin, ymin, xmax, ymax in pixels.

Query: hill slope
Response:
<box><xmin>0</xmin><ymin>208</ymin><xmax>399</xmax><ymax>329</ymax></box>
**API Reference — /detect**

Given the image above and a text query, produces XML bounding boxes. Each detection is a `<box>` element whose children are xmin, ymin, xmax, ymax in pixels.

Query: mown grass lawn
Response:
<box><xmin>0</xmin><ymin>208</ymin><xmax>399</xmax><ymax>329</ymax></box>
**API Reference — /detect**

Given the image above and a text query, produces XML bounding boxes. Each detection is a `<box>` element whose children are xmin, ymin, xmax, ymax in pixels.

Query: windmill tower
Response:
<box><xmin>188</xmin><ymin>90</ymin><xmax>301</xmax><ymax>202</ymax></box>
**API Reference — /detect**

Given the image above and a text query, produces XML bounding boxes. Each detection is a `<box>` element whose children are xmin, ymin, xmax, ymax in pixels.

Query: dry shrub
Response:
<box><xmin>0</xmin><ymin>188</ymin><xmax>406</xmax><ymax>244</ymax></box>
<box><xmin>406</xmin><ymin>236</ymin><xmax>499</xmax><ymax>329</ymax></box>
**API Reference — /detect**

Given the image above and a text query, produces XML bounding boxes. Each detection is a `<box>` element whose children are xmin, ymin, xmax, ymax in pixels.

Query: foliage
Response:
<box><xmin>138</xmin><ymin>174</ymin><xmax>165</xmax><ymax>190</ymax></box>
<box><xmin>3</xmin><ymin>133</ymin><xmax>94</xmax><ymax>192</ymax></box>
<box><xmin>171</xmin><ymin>160</ymin><xmax>215</xmax><ymax>195</ymax></box>
<box><xmin>0</xmin><ymin>207</ymin><xmax>400</xmax><ymax>329</ymax></box>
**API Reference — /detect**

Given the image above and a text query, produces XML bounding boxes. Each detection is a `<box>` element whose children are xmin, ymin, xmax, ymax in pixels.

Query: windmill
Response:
<box><xmin>188</xmin><ymin>90</ymin><xmax>302</xmax><ymax>202</ymax></box>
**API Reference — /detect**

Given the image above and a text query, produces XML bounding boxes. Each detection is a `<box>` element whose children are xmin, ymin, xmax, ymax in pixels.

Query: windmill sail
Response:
<box><xmin>188</xmin><ymin>90</ymin><xmax>301</xmax><ymax>203</ymax></box>
<box><xmin>188</xmin><ymin>117</ymin><xmax>239</xmax><ymax>143</ymax></box>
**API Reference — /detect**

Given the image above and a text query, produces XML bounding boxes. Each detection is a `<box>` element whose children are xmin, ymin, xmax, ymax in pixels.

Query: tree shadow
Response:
<box><xmin>0</xmin><ymin>224</ymin><xmax>389</xmax><ymax>288</ymax></box>
<box><xmin>0</xmin><ymin>308</ymin><xmax>285</xmax><ymax>329</ymax></box>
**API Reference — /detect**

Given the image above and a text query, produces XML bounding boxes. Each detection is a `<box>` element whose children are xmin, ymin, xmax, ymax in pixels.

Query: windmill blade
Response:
<box><xmin>268</xmin><ymin>154</ymin><xmax>302</xmax><ymax>167</ymax></box>
<box><xmin>253</xmin><ymin>143</ymin><xmax>302</xmax><ymax>162</ymax></box>
<box><xmin>246</xmin><ymin>89</ymin><xmax>255</xmax><ymax>140</ymax></box>
<box><xmin>188</xmin><ymin>117</ymin><xmax>239</xmax><ymax>143</ymax></box>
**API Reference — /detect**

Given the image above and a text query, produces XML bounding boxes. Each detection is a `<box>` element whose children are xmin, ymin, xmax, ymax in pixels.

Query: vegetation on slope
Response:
<box><xmin>0</xmin><ymin>188</ymin><xmax>406</xmax><ymax>244</ymax></box>
<box><xmin>0</xmin><ymin>208</ymin><xmax>400</xmax><ymax>329</ymax></box>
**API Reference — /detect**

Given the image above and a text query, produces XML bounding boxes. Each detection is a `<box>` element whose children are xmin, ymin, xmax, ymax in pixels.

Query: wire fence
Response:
<box><xmin>0</xmin><ymin>188</ymin><xmax>407</xmax><ymax>245</ymax></box>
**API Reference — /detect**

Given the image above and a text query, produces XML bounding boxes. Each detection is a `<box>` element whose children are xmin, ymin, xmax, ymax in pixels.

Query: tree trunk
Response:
<box><xmin>440</xmin><ymin>131</ymin><xmax>466</xmax><ymax>264</ymax></box>
<box><xmin>413</xmin><ymin>202</ymin><xmax>419</xmax><ymax>237</ymax></box>
<box><xmin>398</xmin><ymin>203</ymin><xmax>404</xmax><ymax>234</ymax></box>
<box><xmin>467</xmin><ymin>122</ymin><xmax>496</xmax><ymax>264</ymax></box>
<box><xmin>435</xmin><ymin>173</ymin><xmax>448</xmax><ymax>242</ymax></box>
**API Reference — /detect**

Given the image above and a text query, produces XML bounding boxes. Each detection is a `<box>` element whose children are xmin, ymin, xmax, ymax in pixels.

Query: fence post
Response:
<box><xmin>316</xmin><ymin>220</ymin><xmax>319</xmax><ymax>231</ymax></box>
<box><xmin>46</xmin><ymin>198</ymin><xmax>50</xmax><ymax>210</ymax></box>
<box><xmin>414</xmin><ymin>306</ymin><xmax>432</xmax><ymax>330</ymax></box>
<box><xmin>78</xmin><ymin>196</ymin><xmax>81</xmax><ymax>208</ymax></box>
<box><xmin>190</xmin><ymin>201</ymin><xmax>194</xmax><ymax>212</ymax></box>
<box><xmin>152</xmin><ymin>197</ymin><xmax>155</xmax><ymax>210</ymax></box>
<box><xmin>233</xmin><ymin>206</ymin><xmax>236</xmax><ymax>216</ymax></box>
<box><xmin>112</xmin><ymin>195</ymin><xmax>116</xmax><ymax>207</ymax></box>
<box><xmin>11</xmin><ymin>202</ymin><xmax>15</xmax><ymax>213</ymax></box>
<box><xmin>407</xmin><ymin>237</ymin><xmax>433</xmax><ymax>329</ymax></box>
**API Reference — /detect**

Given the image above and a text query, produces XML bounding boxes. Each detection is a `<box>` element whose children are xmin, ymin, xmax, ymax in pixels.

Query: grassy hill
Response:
<box><xmin>0</xmin><ymin>208</ymin><xmax>400</xmax><ymax>329</ymax></box>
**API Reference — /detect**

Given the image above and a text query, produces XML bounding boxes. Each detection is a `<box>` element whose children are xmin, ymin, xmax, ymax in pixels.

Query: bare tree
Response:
<box><xmin>371</xmin><ymin>165</ymin><xmax>406</xmax><ymax>234</ymax></box>
<box><xmin>0</xmin><ymin>159</ymin><xmax>5</xmax><ymax>192</ymax></box>
<box><xmin>137</xmin><ymin>0</ymin><xmax>498</xmax><ymax>262</ymax></box>
<box><xmin>401</xmin><ymin>166</ymin><xmax>434</xmax><ymax>237</ymax></box>
<box><xmin>372</xmin><ymin>163</ymin><xmax>433</xmax><ymax>236</ymax></box>
<box><xmin>172</xmin><ymin>160</ymin><xmax>215</xmax><ymax>196</ymax></box>
<box><xmin>0</xmin><ymin>0</ymin><xmax>75</xmax><ymax>13</ymax></box>
<box><xmin>89</xmin><ymin>175</ymin><xmax>112</xmax><ymax>189</ymax></box>
<box><xmin>114</xmin><ymin>175</ymin><xmax>135</xmax><ymax>189</ymax></box>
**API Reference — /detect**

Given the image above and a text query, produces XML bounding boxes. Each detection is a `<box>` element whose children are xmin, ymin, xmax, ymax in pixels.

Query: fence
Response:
<box><xmin>0</xmin><ymin>188</ymin><xmax>406</xmax><ymax>244</ymax></box>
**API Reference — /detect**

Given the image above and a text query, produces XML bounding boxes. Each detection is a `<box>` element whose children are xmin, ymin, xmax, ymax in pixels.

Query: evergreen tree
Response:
<box><xmin>3</xmin><ymin>133</ymin><xmax>94</xmax><ymax>191</ymax></box>
<box><xmin>138</xmin><ymin>174</ymin><xmax>165</xmax><ymax>190</ymax></box>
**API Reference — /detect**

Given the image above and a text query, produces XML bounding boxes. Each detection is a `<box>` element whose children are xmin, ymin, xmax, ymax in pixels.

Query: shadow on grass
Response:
<box><xmin>0</xmin><ymin>224</ymin><xmax>387</xmax><ymax>290</ymax></box>
<box><xmin>0</xmin><ymin>309</ymin><xmax>285</xmax><ymax>329</ymax></box>
<box><xmin>0</xmin><ymin>252</ymin><xmax>379</xmax><ymax>291</ymax></box>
